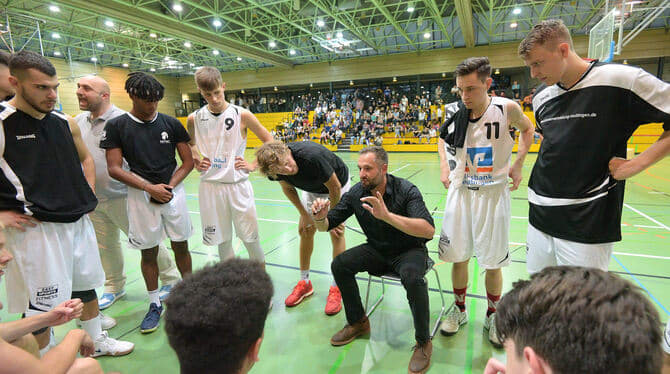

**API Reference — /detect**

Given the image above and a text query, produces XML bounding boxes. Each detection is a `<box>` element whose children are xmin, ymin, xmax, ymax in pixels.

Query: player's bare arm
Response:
<box><xmin>235</xmin><ymin>110</ymin><xmax>274</xmax><ymax>172</ymax></box>
<box><xmin>437</xmin><ymin>137</ymin><xmax>450</xmax><ymax>189</ymax></box>
<box><xmin>67</xmin><ymin>117</ymin><xmax>95</xmax><ymax>193</ymax></box>
<box><xmin>506</xmin><ymin>101</ymin><xmax>534</xmax><ymax>191</ymax></box>
<box><xmin>609</xmin><ymin>130</ymin><xmax>670</xmax><ymax>180</ymax></box>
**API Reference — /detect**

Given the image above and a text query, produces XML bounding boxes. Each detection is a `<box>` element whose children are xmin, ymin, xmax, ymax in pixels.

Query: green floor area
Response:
<box><xmin>1</xmin><ymin>151</ymin><xmax>669</xmax><ymax>373</ymax></box>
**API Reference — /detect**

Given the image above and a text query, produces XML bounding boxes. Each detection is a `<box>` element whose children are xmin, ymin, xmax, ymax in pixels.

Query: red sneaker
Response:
<box><xmin>285</xmin><ymin>280</ymin><xmax>314</xmax><ymax>307</ymax></box>
<box><xmin>325</xmin><ymin>286</ymin><xmax>342</xmax><ymax>315</ymax></box>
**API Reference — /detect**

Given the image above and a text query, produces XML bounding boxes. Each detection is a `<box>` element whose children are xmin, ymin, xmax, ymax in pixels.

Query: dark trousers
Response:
<box><xmin>331</xmin><ymin>244</ymin><xmax>430</xmax><ymax>344</ymax></box>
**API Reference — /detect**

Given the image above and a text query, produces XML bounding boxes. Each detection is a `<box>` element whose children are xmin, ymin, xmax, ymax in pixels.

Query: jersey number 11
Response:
<box><xmin>484</xmin><ymin>122</ymin><xmax>499</xmax><ymax>139</ymax></box>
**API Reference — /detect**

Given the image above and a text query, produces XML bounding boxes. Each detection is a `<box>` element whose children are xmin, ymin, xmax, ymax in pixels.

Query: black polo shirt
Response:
<box><xmin>100</xmin><ymin>112</ymin><xmax>190</xmax><ymax>185</ymax></box>
<box><xmin>326</xmin><ymin>173</ymin><xmax>434</xmax><ymax>256</ymax></box>
<box><xmin>269</xmin><ymin>142</ymin><xmax>348</xmax><ymax>194</ymax></box>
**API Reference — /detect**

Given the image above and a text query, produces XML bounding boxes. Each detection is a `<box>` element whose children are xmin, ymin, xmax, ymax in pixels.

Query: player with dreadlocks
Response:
<box><xmin>101</xmin><ymin>72</ymin><xmax>194</xmax><ymax>333</ymax></box>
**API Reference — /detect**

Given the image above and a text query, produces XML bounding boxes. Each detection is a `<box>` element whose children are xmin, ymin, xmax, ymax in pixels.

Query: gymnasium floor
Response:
<box><xmin>1</xmin><ymin>151</ymin><xmax>668</xmax><ymax>374</ymax></box>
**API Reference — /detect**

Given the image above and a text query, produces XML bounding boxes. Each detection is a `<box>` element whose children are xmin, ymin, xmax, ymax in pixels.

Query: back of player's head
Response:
<box><xmin>0</xmin><ymin>50</ymin><xmax>11</xmax><ymax>68</ymax></box>
<box><xmin>9</xmin><ymin>50</ymin><xmax>56</xmax><ymax>78</ymax></box>
<box><xmin>518</xmin><ymin>19</ymin><xmax>573</xmax><ymax>58</ymax></box>
<box><xmin>359</xmin><ymin>146</ymin><xmax>388</xmax><ymax>166</ymax></box>
<box><xmin>165</xmin><ymin>259</ymin><xmax>273</xmax><ymax>374</ymax></box>
<box><xmin>124</xmin><ymin>71</ymin><xmax>164</xmax><ymax>102</ymax></box>
<box><xmin>255</xmin><ymin>140</ymin><xmax>290</xmax><ymax>178</ymax></box>
<box><xmin>495</xmin><ymin>266</ymin><xmax>662</xmax><ymax>374</ymax></box>
<box><xmin>194</xmin><ymin>66</ymin><xmax>223</xmax><ymax>92</ymax></box>
<box><xmin>454</xmin><ymin>57</ymin><xmax>491</xmax><ymax>82</ymax></box>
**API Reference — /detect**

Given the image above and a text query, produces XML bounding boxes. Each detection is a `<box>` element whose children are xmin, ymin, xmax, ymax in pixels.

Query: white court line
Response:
<box><xmin>390</xmin><ymin>164</ymin><xmax>410</xmax><ymax>173</ymax></box>
<box><xmin>623</xmin><ymin>203</ymin><xmax>670</xmax><ymax>231</ymax></box>
<box><xmin>190</xmin><ymin>212</ymin><xmax>670</xmax><ymax>260</ymax></box>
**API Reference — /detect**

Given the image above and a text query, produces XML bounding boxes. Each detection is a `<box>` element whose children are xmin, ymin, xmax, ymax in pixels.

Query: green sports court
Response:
<box><xmin>2</xmin><ymin>151</ymin><xmax>668</xmax><ymax>373</ymax></box>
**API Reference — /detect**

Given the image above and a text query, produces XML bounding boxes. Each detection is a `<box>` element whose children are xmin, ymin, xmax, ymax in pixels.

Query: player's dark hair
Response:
<box><xmin>125</xmin><ymin>71</ymin><xmax>164</xmax><ymax>102</ymax></box>
<box><xmin>9</xmin><ymin>50</ymin><xmax>56</xmax><ymax>77</ymax></box>
<box><xmin>359</xmin><ymin>146</ymin><xmax>388</xmax><ymax>166</ymax></box>
<box><xmin>165</xmin><ymin>259</ymin><xmax>273</xmax><ymax>374</ymax></box>
<box><xmin>496</xmin><ymin>266</ymin><xmax>662</xmax><ymax>374</ymax></box>
<box><xmin>454</xmin><ymin>57</ymin><xmax>491</xmax><ymax>82</ymax></box>
<box><xmin>0</xmin><ymin>50</ymin><xmax>11</xmax><ymax>67</ymax></box>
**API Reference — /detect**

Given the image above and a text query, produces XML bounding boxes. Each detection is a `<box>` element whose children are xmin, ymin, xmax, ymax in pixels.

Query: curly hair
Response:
<box><xmin>164</xmin><ymin>259</ymin><xmax>273</xmax><ymax>374</ymax></box>
<box><xmin>125</xmin><ymin>71</ymin><xmax>164</xmax><ymax>102</ymax></box>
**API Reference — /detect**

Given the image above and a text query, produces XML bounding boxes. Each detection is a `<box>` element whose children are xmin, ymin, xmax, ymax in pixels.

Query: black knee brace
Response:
<box><xmin>71</xmin><ymin>289</ymin><xmax>97</xmax><ymax>303</ymax></box>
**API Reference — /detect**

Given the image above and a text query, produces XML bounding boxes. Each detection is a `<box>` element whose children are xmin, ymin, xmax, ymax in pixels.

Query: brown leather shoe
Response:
<box><xmin>408</xmin><ymin>340</ymin><xmax>432</xmax><ymax>374</ymax></box>
<box><xmin>330</xmin><ymin>317</ymin><xmax>370</xmax><ymax>346</ymax></box>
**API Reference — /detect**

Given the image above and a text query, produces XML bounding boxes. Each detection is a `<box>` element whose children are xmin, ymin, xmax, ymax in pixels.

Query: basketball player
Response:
<box><xmin>0</xmin><ymin>50</ymin><xmax>133</xmax><ymax>356</ymax></box>
<box><xmin>0</xmin><ymin>50</ymin><xmax>14</xmax><ymax>101</ymax></box>
<box><xmin>518</xmin><ymin>19</ymin><xmax>670</xmax><ymax>273</ymax></box>
<box><xmin>437</xmin><ymin>57</ymin><xmax>534</xmax><ymax>347</ymax></box>
<box><xmin>0</xmin><ymin>232</ymin><xmax>104</xmax><ymax>374</ymax></box>
<box><xmin>256</xmin><ymin>141</ymin><xmax>348</xmax><ymax>315</ymax></box>
<box><xmin>75</xmin><ymin>75</ymin><xmax>181</xmax><ymax>310</ymax></box>
<box><xmin>101</xmin><ymin>72</ymin><xmax>194</xmax><ymax>334</ymax></box>
<box><xmin>187</xmin><ymin>67</ymin><xmax>272</xmax><ymax>268</ymax></box>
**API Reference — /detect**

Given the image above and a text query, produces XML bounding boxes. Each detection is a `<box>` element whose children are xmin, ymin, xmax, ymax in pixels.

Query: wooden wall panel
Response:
<box><xmin>178</xmin><ymin>29</ymin><xmax>669</xmax><ymax>94</ymax></box>
<box><xmin>47</xmin><ymin>58</ymin><xmax>180</xmax><ymax>117</ymax></box>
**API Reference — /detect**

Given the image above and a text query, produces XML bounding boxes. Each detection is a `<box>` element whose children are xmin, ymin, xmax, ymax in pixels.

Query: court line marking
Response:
<box><xmin>623</xmin><ymin>203</ymin><xmax>670</xmax><ymax>231</ymax></box>
<box><xmin>612</xmin><ymin>255</ymin><xmax>670</xmax><ymax>317</ymax></box>
<box><xmin>389</xmin><ymin>164</ymin><xmax>410</xmax><ymax>173</ymax></box>
<box><xmin>188</xmin><ymin>214</ymin><xmax>670</xmax><ymax>260</ymax></box>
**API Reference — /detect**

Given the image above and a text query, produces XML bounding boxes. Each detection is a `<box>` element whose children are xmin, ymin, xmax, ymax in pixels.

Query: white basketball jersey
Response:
<box><xmin>194</xmin><ymin>104</ymin><xmax>248</xmax><ymax>183</ymax></box>
<box><xmin>447</xmin><ymin>97</ymin><xmax>515</xmax><ymax>188</ymax></box>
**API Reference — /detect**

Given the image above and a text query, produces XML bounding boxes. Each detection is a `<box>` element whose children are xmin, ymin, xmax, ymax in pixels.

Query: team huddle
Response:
<box><xmin>0</xmin><ymin>18</ymin><xmax>668</xmax><ymax>374</ymax></box>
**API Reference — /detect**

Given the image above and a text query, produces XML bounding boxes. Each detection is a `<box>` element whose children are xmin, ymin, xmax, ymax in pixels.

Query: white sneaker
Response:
<box><xmin>440</xmin><ymin>305</ymin><xmax>468</xmax><ymax>336</ymax></box>
<box><xmin>92</xmin><ymin>331</ymin><xmax>134</xmax><ymax>357</ymax></box>
<box><xmin>484</xmin><ymin>313</ymin><xmax>503</xmax><ymax>348</ymax></box>
<box><xmin>76</xmin><ymin>312</ymin><xmax>117</xmax><ymax>330</ymax></box>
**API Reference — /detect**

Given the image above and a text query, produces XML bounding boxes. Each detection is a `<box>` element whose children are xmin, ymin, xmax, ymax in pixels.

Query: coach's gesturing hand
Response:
<box><xmin>145</xmin><ymin>184</ymin><xmax>174</xmax><ymax>203</ymax></box>
<box><xmin>311</xmin><ymin>198</ymin><xmax>330</xmax><ymax>221</ymax></box>
<box><xmin>360</xmin><ymin>191</ymin><xmax>390</xmax><ymax>221</ymax></box>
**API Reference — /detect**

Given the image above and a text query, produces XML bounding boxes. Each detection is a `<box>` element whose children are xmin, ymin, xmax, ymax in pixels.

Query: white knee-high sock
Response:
<box><xmin>218</xmin><ymin>240</ymin><xmax>235</xmax><ymax>261</ymax></box>
<box><xmin>243</xmin><ymin>240</ymin><xmax>265</xmax><ymax>262</ymax></box>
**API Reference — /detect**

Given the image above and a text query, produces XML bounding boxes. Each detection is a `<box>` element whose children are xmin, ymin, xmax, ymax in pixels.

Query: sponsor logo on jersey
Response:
<box><xmin>100</xmin><ymin>130</ymin><xmax>107</xmax><ymax>141</ymax></box>
<box><xmin>160</xmin><ymin>131</ymin><xmax>170</xmax><ymax>144</ymax></box>
<box><xmin>16</xmin><ymin>134</ymin><xmax>36</xmax><ymax>140</ymax></box>
<box><xmin>465</xmin><ymin>146</ymin><xmax>493</xmax><ymax>173</ymax></box>
<box><xmin>35</xmin><ymin>284</ymin><xmax>59</xmax><ymax>308</ymax></box>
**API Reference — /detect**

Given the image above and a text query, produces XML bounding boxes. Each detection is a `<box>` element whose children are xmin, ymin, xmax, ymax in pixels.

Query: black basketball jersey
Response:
<box><xmin>0</xmin><ymin>104</ymin><xmax>97</xmax><ymax>222</ymax></box>
<box><xmin>529</xmin><ymin>61</ymin><xmax>669</xmax><ymax>243</ymax></box>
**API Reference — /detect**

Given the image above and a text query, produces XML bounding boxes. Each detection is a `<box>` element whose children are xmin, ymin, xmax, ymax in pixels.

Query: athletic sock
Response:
<box><xmin>80</xmin><ymin>316</ymin><xmax>103</xmax><ymax>340</ymax></box>
<box><xmin>453</xmin><ymin>287</ymin><xmax>467</xmax><ymax>312</ymax></box>
<box><xmin>148</xmin><ymin>289</ymin><xmax>161</xmax><ymax>307</ymax></box>
<box><xmin>217</xmin><ymin>240</ymin><xmax>234</xmax><ymax>261</ymax></box>
<box><xmin>487</xmin><ymin>292</ymin><xmax>500</xmax><ymax>317</ymax></box>
<box><xmin>243</xmin><ymin>240</ymin><xmax>264</xmax><ymax>262</ymax></box>
<box><xmin>300</xmin><ymin>270</ymin><xmax>310</xmax><ymax>281</ymax></box>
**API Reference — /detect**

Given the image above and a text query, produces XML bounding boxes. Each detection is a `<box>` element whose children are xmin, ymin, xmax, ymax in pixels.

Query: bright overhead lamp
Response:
<box><xmin>236</xmin><ymin>56</ymin><xmax>242</xmax><ymax>61</ymax></box>
<box><xmin>52</xmin><ymin>32</ymin><xmax>61</xmax><ymax>39</ymax></box>
<box><xmin>336</xmin><ymin>31</ymin><xmax>343</xmax><ymax>39</ymax></box>
<box><xmin>510</xmin><ymin>22</ymin><xmax>518</xmax><ymax>28</ymax></box>
<box><xmin>90</xmin><ymin>57</ymin><xmax>97</xmax><ymax>62</ymax></box>
<box><xmin>212</xmin><ymin>49</ymin><xmax>220</xmax><ymax>55</ymax></box>
<box><xmin>122</xmin><ymin>63</ymin><xmax>129</xmax><ymax>67</ymax></box>
<box><xmin>269</xmin><ymin>41</ymin><xmax>277</xmax><ymax>48</ymax></box>
<box><xmin>289</xmin><ymin>49</ymin><xmax>296</xmax><ymax>55</ymax></box>
<box><xmin>393</xmin><ymin>76</ymin><xmax>397</xmax><ymax>82</ymax></box>
<box><xmin>184</xmin><ymin>41</ymin><xmax>192</xmax><ymax>48</ymax></box>
<box><xmin>513</xmin><ymin>7</ymin><xmax>521</xmax><ymax>15</ymax></box>
<box><xmin>407</xmin><ymin>6</ymin><xmax>415</xmax><ymax>12</ymax></box>
<box><xmin>212</xmin><ymin>19</ymin><xmax>222</xmax><ymax>27</ymax></box>
<box><xmin>274</xmin><ymin>86</ymin><xmax>278</xmax><ymax>91</ymax></box>
<box><xmin>349</xmin><ymin>80</ymin><xmax>354</xmax><ymax>86</ymax></box>
<box><xmin>149</xmin><ymin>32</ymin><xmax>157</xmax><ymax>38</ymax></box>
<box><xmin>316</xmin><ymin>19</ymin><xmax>325</xmax><ymax>27</ymax></box>
<box><xmin>53</xmin><ymin>51</ymin><xmax>61</xmax><ymax>56</ymax></box>
<box><xmin>423</xmin><ymin>32</ymin><xmax>431</xmax><ymax>39</ymax></box>
<box><xmin>96</xmin><ymin>42</ymin><xmax>104</xmax><ymax>48</ymax></box>
<box><xmin>241</xmin><ymin>89</ymin><xmax>245</xmax><ymax>94</ymax></box>
<box><xmin>104</xmin><ymin>20</ymin><xmax>114</xmax><ymax>27</ymax></box>
<box><xmin>150</xmin><ymin>67</ymin><xmax>156</xmax><ymax>72</ymax></box>
<box><xmin>172</xmin><ymin>3</ymin><xmax>183</xmax><ymax>12</ymax></box>
<box><xmin>49</xmin><ymin>5</ymin><xmax>60</xmax><ymax>12</ymax></box>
